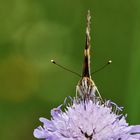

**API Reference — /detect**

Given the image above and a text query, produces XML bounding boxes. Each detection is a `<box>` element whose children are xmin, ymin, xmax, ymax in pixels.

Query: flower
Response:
<box><xmin>33</xmin><ymin>98</ymin><xmax>140</xmax><ymax>140</ymax></box>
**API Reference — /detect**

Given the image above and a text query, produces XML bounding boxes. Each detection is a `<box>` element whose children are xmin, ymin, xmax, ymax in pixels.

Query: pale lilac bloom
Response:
<box><xmin>33</xmin><ymin>98</ymin><xmax>140</xmax><ymax>140</ymax></box>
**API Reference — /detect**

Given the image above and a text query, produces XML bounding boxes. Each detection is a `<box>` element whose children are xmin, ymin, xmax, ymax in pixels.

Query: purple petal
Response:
<box><xmin>51</xmin><ymin>105</ymin><xmax>62</xmax><ymax>118</ymax></box>
<box><xmin>39</xmin><ymin>117</ymin><xmax>56</xmax><ymax>131</ymax></box>
<box><xmin>129</xmin><ymin>125</ymin><xmax>140</xmax><ymax>139</ymax></box>
<box><xmin>129</xmin><ymin>125</ymin><xmax>140</xmax><ymax>133</ymax></box>
<box><xmin>33</xmin><ymin>126</ymin><xmax>48</xmax><ymax>139</ymax></box>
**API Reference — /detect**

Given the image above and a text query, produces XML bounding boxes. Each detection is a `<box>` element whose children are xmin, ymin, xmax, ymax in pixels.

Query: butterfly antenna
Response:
<box><xmin>91</xmin><ymin>60</ymin><xmax>112</xmax><ymax>75</ymax></box>
<box><xmin>51</xmin><ymin>60</ymin><xmax>81</xmax><ymax>77</ymax></box>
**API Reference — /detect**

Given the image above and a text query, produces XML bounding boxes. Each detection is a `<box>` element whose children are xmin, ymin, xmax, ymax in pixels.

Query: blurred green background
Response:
<box><xmin>0</xmin><ymin>0</ymin><xmax>140</xmax><ymax>139</ymax></box>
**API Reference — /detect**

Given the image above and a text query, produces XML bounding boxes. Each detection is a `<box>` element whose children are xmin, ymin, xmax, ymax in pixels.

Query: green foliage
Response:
<box><xmin>0</xmin><ymin>0</ymin><xmax>140</xmax><ymax>139</ymax></box>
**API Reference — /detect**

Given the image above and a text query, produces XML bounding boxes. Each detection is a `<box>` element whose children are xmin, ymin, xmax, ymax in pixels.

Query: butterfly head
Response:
<box><xmin>76</xmin><ymin>76</ymin><xmax>96</xmax><ymax>100</ymax></box>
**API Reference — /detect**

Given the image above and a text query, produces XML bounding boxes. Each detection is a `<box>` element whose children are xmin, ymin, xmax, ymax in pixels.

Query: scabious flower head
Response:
<box><xmin>33</xmin><ymin>98</ymin><xmax>140</xmax><ymax>140</ymax></box>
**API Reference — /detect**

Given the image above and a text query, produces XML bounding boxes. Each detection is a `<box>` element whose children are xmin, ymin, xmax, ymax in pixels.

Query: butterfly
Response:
<box><xmin>51</xmin><ymin>10</ymin><xmax>111</xmax><ymax>102</ymax></box>
<box><xmin>76</xmin><ymin>10</ymin><xmax>103</xmax><ymax>102</ymax></box>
